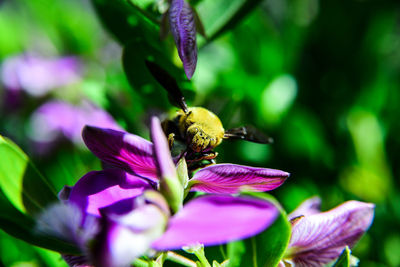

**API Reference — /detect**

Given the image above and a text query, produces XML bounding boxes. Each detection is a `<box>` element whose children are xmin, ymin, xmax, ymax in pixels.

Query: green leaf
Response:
<box><xmin>0</xmin><ymin>231</ymin><xmax>67</xmax><ymax>266</ymax></box>
<box><xmin>234</xmin><ymin>193</ymin><xmax>291</xmax><ymax>267</ymax></box>
<box><xmin>0</xmin><ymin>188</ymin><xmax>79</xmax><ymax>254</ymax></box>
<box><xmin>91</xmin><ymin>0</ymin><xmax>160</xmax><ymax>45</ymax></box>
<box><xmin>196</xmin><ymin>0</ymin><xmax>262</xmax><ymax>42</ymax></box>
<box><xmin>0</xmin><ymin>135</ymin><xmax>57</xmax><ymax>215</ymax></box>
<box><xmin>226</xmin><ymin>241</ymin><xmax>245</xmax><ymax>267</ymax></box>
<box><xmin>333</xmin><ymin>246</ymin><xmax>351</xmax><ymax>267</ymax></box>
<box><xmin>0</xmin><ymin>136</ymin><xmax>79</xmax><ymax>254</ymax></box>
<box><xmin>0</xmin><ymin>136</ymin><xmax>28</xmax><ymax>212</ymax></box>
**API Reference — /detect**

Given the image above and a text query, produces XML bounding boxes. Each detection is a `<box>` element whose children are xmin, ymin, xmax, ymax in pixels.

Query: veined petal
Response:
<box><xmin>69</xmin><ymin>169</ymin><xmax>152</xmax><ymax>218</ymax></box>
<box><xmin>169</xmin><ymin>0</ymin><xmax>197</xmax><ymax>79</ymax></box>
<box><xmin>93</xmin><ymin>203</ymin><xmax>167</xmax><ymax>267</ymax></box>
<box><xmin>288</xmin><ymin>201</ymin><xmax>375</xmax><ymax>267</ymax></box>
<box><xmin>82</xmin><ymin>126</ymin><xmax>158</xmax><ymax>181</ymax></box>
<box><xmin>288</xmin><ymin>196</ymin><xmax>321</xmax><ymax>220</ymax></box>
<box><xmin>151</xmin><ymin>195</ymin><xmax>278</xmax><ymax>250</ymax></box>
<box><xmin>189</xmin><ymin>164</ymin><xmax>289</xmax><ymax>194</ymax></box>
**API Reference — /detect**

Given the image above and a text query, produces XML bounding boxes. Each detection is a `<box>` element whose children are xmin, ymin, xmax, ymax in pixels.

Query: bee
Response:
<box><xmin>145</xmin><ymin>60</ymin><xmax>273</xmax><ymax>165</ymax></box>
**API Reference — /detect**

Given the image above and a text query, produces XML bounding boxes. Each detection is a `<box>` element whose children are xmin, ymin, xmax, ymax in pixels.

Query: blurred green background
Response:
<box><xmin>0</xmin><ymin>0</ymin><xmax>399</xmax><ymax>266</ymax></box>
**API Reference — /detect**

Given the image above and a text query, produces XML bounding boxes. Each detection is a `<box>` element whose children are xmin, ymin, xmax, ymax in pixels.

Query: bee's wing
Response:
<box><xmin>224</xmin><ymin>126</ymin><xmax>273</xmax><ymax>144</ymax></box>
<box><xmin>145</xmin><ymin>60</ymin><xmax>189</xmax><ymax>113</ymax></box>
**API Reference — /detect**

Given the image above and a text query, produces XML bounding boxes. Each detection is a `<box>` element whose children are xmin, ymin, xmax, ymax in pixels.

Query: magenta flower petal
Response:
<box><xmin>82</xmin><ymin>126</ymin><xmax>158</xmax><ymax>181</ymax></box>
<box><xmin>169</xmin><ymin>0</ymin><xmax>197</xmax><ymax>79</ymax></box>
<box><xmin>151</xmin><ymin>195</ymin><xmax>278</xmax><ymax>250</ymax></box>
<box><xmin>93</xmin><ymin>203</ymin><xmax>167</xmax><ymax>267</ymax></box>
<box><xmin>288</xmin><ymin>200</ymin><xmax>375</xmax><ymax>266</ymax></box>
<box><xmin>189</xmin><ymin>164</ymin><xmax>289</xmax><ymax>194</ymax></box>
<box><xmin>69</xmin><ymin>169</ymin><xmax>152</xmax><ymax>217</ymax></box>
<box><xmin>288</xmin><ymin>196</ymin><xmax>321</xmax><ymax>220</ymax></box>
<box><xmin>150</xmin><ymin>117</ymin><xmax>177</xmax><ymax>180</ymax></box>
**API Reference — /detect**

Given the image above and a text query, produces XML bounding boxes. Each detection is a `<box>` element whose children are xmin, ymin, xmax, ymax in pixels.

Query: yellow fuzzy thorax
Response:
<box><xmin>177</xmin><ymin>107</ymin><xmax>225</xmax><ymax>152</ymax></box>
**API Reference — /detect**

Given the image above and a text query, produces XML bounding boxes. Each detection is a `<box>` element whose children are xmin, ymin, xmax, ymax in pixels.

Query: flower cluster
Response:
<box><xmin>0</xmin><ymin>54</ymin><xmax>120</xmax><ymax>153</ymax></box>
<box><xmin>38</xmin><ymin>117</ymin><xmax>291</xmax><ymax>266</ymax></box>
<box><xmin>36</xmin><ymin>115</ymin><xmax>375</xmax><ymax>267</ymax></box>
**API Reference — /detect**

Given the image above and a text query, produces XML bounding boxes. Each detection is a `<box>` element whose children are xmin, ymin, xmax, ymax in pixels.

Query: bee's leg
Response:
<box><xmin>167</xmin><ymin>133</ymin><xmax>175</xmax><ymax>150</ymax></box>
<box><xmin>186</xmin><ymin>151</ymin><xmax>218</xmax><ymax>162</ymax></box>
<box><xmin>162</xmin><ymin>119</ymin><xmax>181</xmax><ymax>150</ymax></box>
<box><xmin>197</xmin><ymin>151</ymin><xmax>218</xmax><ymax>161</ymax></box>
<box><xmin>187</xmin><ymin>159</ymin><xmax>215</xmax><ymax>172</ymax></box>
<box><xmin>185</xmin><ymin>150</ymin><xmax>217</xmax><ymax>172</ymax></box>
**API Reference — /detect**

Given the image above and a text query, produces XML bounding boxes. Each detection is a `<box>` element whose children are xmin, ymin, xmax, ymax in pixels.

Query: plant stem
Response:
<box><xmin>193</xmin><ymin>249</ymin><xmax>211</xmax><ymax>267</ymax></box>
<box><xmin>219</xmin><ymin>245</ymin><xmax>227</xmax><ymax>259</ymax></box>
<box><xmin>166</xmin><ymin>251</ymin><xmax>197</xmax><ymax>267</ymax></box>
<box><xmin>251</xmin><ymin>237</ymin><xmax>258</xmax><ymax>267</ymax></box>
<box><xmin>133</xmin><ymin>258</ymin><xmax>150</xmax><ymax>267</ymax></box>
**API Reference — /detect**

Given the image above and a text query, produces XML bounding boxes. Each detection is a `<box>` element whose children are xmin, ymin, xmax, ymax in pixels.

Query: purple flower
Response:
<box><xmin>39</xmin><ymin>145</ymin><xmax>280</xmax><ymax>266</ymax></box>
<box><xmin>29</xmin><ymin>100</ymin><xmax>121</xmax><ymax>147</ymax></box>
<box><xmin>1</xmin><ymin>54</ymin><xmax>81</xmax><ymax>96</ymax></box>
<box><xmin>279</xmin><ymin>197</ymin><xmax>375</xmax><ymax>267</ymax></box>
<box><xmin>35</xmin><ymin>116</ymin><xmax>284</xmax><ymax>266</ymax></box>
<box><xmin>82</xmin><ymin>117</ymin><xmax>289</xmax><ymax>194</ymax></box>
<box><xmin>64</xmin><ymin>172</ymin><xmax>278</xmax><ymax>266</ymax></box>
<box><xmin>168</xmin><ymin>0</ymin><xmax>197</xmax><ymax>79</ymax></box>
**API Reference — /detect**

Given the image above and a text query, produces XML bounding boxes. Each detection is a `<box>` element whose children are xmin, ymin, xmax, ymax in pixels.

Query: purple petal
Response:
<box><xmin>1</xmin><ymin>54</ymin><xmax>81</xmax><ymax>96</ymax></box>
<box><xmin>288</xmin><ymin>201</ymin><xmax>375</xmax><ymax>267</ymax></box>
<box><xmin>169</xmin><ymin>0</ymin><xmax>197</xmax><ymax>79</ymax></box>
<box><xmin>288</xmin><ymin>196</ymin><xmax>321</xmax><ymax>220</ymax></box>
<box><xmin>29</xmin><ymin>101</ymin><xmax>121</xmax><ymax>145</ymax></box>
<box><xmin>151</xmin><ymin>195</ymin><xmax>278</xmax><ymax>250</ymax></box>
<box><xmin>82</xmin><ymin>126</ymin><xmax>158</xmax><ymax>181</ymax></box>
<box><xmin>68</xmin><ymin>169</ymin><xmax>152</xmax><ymax>218</ymax></box>
<box><xmin>150</xmin><ymin>117</ymin><xmax>177</xmax><ymax>180</ymax></box>
<box><xmin>93</xmin><ymin>204</ymin><xmax>167</xmax><ymax>267</ymax></box>
<box><xmin>189</xmin><ymin>164</ymin><xmax>289</xmax><ymax>194</ymax></box>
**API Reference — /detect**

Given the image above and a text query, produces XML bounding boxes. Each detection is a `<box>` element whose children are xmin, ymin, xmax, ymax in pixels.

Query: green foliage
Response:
<box><xmin>91</xmin><ymin>0</ymin><xmax>159</xmax><ymax>45</ymax></box>
<box><xmin>0</xmin><ymin>135</ymin><xmax>57</xmax><ymax>214</ymax></box>
<box><xmin>228</xmin><ymin>193</ymin><xmax>291</xmax><ymax>267</ymax></box>
<box><xmin>333</xmin><ymin>246</ymin><xmax>351</xmax><ymax>267</ymax></box>
<box><xmin>0</xmin><ymin>231</ymin><xmax>68</xmax><ymax>267</ymax></box>
<box><xmin>195</xmin><ymin>0</ymin><xmax>263</xmax><ymax>42</ymax></box>
<box><xmin>1</xmin><ymin>0</ymin><xmax>399</xmax><ymax>265</ymax></box>
<box><xmin>0</xmin><ymin>187</ymin><xmax>79</xmax><ymax>255</ymax></box>
<box><xmin>0</xmin><ymin>136</ymin><xmax>79</xmax><ymax>254</ymax></box>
